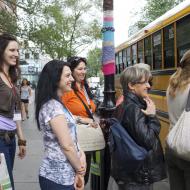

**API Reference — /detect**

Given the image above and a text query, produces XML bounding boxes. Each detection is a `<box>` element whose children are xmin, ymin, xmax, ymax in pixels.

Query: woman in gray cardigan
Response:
<box><xmin>166</xmin><ymin>50</ymin><xmax>190</xmax><ymax>190</ymax></box>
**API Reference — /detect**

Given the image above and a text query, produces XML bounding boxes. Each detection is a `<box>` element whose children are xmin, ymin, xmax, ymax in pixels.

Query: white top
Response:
<box><xmin>166</xmin><ymin>84</ymin><xmax>190</xmax><ymax>129</ymax></box>
<box><xmin>20</xmin><ymin>86</ymin><xmax>30</xmax><ymax>100</ymax></box>
<box><xmin>39</xmin><ymin>99</ymin><xmax>80</xmax><ymax>185</ymax></box>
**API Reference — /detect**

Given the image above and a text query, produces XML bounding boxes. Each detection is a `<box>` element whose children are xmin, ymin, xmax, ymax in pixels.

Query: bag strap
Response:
<box><xmin>186</xmin><ymin>90</ymin><xmax>190</xmax><ymax>111</ymax></box>
<box><xmin>74</xmin><ymin>90</ymin><xmax>94</xmax><ymax>120</ymax></box>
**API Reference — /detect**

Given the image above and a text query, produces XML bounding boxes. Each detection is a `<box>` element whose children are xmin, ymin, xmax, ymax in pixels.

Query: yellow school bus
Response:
<box><xmin>115</xmin><ymin>1</ymin><xmax>190</xmax><ymax>147</ymax></box>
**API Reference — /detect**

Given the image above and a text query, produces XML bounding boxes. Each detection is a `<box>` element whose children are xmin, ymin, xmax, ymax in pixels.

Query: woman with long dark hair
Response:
<box><xmin>35</xmin><ymin>60</ymin><xmax>86</xmax><ymax>190</ymax></box>
<box><xmin>0</xmin><ymin>33</ymin><xmax>26</xmax><ymax>190</ymax></box>
<box><xmin>62</xmin><ymin>56</ymin><xmax>98</xmax><ymax>185</ymax></box>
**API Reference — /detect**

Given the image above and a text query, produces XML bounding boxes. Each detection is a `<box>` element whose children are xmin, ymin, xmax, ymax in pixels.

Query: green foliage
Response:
<box><xmin>26</xmin><ymin>0</ymin><xmax>101</xmax><ymax>59</ymax></box>
<box><xmin>129</xmin><ymin>0</ymin><xmax>185</xmax><ymax>36</ymax></box>
<box><xmin>0</xmin><ymin>0</ymin><xmax>102</xmax><ymax>59</ymax></box>
<box><xmin>86</xmin><ymin>48</ymin><xmax>102</xmax><ymax>78</ymax></box>
<box><xmin>0</xmin><ymin>9</ymin><xmax>18</xmax><ymax>35</ymax></box>
<box><xmin>143</xmin><ymin>0</ymin><xmax>184</xmax><ymax>23</ymax></box>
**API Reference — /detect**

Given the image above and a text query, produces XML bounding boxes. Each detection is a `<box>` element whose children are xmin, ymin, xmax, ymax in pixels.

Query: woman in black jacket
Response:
<box><xmin>114</xmin><ymin>66</ymin><xmax>166</xmax><ymax>190</ymax></box>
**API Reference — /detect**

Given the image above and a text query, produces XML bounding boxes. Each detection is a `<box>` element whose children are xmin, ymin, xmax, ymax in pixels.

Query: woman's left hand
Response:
<box><xmin>89</xmin><ymin>122</ymin><xmax>99</xmax><ymax>128</ymax></box>
<box><xmin>18</xmin><ymin>145</ymin><xmax>26</xmax><ymax>159</ymax></box>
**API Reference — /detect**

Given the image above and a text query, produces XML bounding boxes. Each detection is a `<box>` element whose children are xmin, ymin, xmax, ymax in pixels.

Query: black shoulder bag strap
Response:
<box><xmin>74</xmin><ymin>91</ymin><xmax>94</xmax><ymax>120</ymax></box>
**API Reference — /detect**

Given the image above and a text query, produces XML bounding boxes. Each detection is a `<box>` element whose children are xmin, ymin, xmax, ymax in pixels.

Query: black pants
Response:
<box><xmin>118</xmin><ymin>182</ymin><xmax>153</xmax><ymax>190</ymax></box>
<box><xmin>166</xmin><ymin>148</ymin><xmax>190</xmax><ymax>190</ymax></box>
<box><xmin>84</xmin><ymin>151</ymin><xmax>92</xmax><ymax>185</ymax></box>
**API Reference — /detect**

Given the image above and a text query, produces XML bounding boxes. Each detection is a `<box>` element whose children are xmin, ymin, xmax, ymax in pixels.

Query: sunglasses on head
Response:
<box><xmin>72</xmin><ymin>57</ymin><xmax>87</xmax><ymax>63</ymax></box>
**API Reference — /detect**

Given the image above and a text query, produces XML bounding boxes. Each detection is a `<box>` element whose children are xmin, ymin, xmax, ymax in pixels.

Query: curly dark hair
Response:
<box><xmin>0</xmin><ymin>33</ymin><xmax>20</xmax><ymax>83</ymax></box>
<box><xmin>67</xmin><ymin>56</ymin><xmax>94</xmax><ymax>99</ymax></box>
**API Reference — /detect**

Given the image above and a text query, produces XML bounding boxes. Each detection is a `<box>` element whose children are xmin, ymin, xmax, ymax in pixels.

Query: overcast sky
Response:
<box><xmin>114</xmin><ymin>0</ymin><xmax>146</xmax><ymax>46</ymax></box>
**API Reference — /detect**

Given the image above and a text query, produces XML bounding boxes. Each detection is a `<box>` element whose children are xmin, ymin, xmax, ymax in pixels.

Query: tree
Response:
<box><xmin>143</xmin><ymin>0</ymin><xmax>185</xmax><ymax>23</ymax></box>
<box><xmin>0</xmin><ymin>9</ymin><xmax>18</xmax><ymax>35</ymax></box>
<box><xmin>23</xmin><ymin>0</ymin><xmax>102</xmax><ymax>59</ymax></box>
<box><xmin>0</xmin><ymin>0</ymin><xmax>102</xmax><ymax>59</ymax></box>
<box><xmin>129</xmin><ymin>0</ymin><xmax>185</xmax><ymax>36</ymax></box>
<box><xmin>86</xmin><ymin>48</ymin><xmax>102</xmax><ymax>78</ymax></box>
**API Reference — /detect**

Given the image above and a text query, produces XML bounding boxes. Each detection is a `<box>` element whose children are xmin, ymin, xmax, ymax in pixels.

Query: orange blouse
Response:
<box><xmin>62</xmin><ymin>88</ymin><xmax>96</xmax><ymax>118</ymax></box>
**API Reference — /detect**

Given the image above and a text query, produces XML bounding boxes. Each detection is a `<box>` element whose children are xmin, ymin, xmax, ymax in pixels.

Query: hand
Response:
<box><xmin>141</xmin><ymin>97</ymin><xmax>156</xmax><ymax>116</ymax></box>
<box><xmin>83</xmin><ymin>118</ymin><xmax>93</xmax><ymax>125</ymax></box>
<box><xmin>89</xmin><ymin>122</ymin><xmax>99</xmax><ymax>128</ymax></box>
<box><xmin>18</xmin><ymin>145</ymin><xmax>26</xmax><ymax>159</ymax></box>
<box><xmin>74</xmin><ymin>174</ymin><xmax>84</xmax><ymax>190</ymax></box>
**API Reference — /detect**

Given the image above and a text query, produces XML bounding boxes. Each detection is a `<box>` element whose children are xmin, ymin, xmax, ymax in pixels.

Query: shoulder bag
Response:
<box><xmin>74</xmin><ymin>90</ymin><xmax>105</xmax><ymax>151</ymax></box>
<box><xmin>166</xmin><ymin>90</ymin><xmax>190</xmax><ymax>161</ymax></box>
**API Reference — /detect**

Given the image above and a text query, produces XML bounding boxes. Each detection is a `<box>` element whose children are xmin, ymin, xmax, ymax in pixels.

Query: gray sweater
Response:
<box><xmin>166</xmin><ymin>85</ymin><xmax>190</xmax><ymax>129</ymax></box>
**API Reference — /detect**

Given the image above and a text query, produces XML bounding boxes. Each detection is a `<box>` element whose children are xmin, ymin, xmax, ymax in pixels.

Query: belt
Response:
<box><xmin>0</xmin><ymin>129</ymin><xmax>16</xmax><ymax>143</ymax></box>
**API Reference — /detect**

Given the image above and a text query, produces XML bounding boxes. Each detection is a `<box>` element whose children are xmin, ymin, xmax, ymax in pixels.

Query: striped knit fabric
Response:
<box><xmin>102</xmin><ymin>10</ymin><xmax>115</xmax><ymax>76</ymax></box>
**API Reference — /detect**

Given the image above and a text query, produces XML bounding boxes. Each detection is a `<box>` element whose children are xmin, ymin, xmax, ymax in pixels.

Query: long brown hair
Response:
<box><xmin>168</xmin><ymin>50</ymin><xmax>190</xmax><ymax>97</ymax></box>
<box><xmin>0</xmin><ymin>33</ymin><xmax>20</xmax><ymax>83</ymax></box>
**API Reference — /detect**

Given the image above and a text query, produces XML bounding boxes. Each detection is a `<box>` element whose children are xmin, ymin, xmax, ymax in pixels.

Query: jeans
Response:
<box><xmin>0</xmin><ymin>137</ymin><xmax>16</xmax><ymax>190</ymax></box>
<box><xmin>165</xmin><ymin>148</ymin><xmax>190</xmax><ymax>190</ymax></box>
<box><xmin>39</xmin><ymin>176</ymin><xmax>75</xmax><ymax>190</ymax></box>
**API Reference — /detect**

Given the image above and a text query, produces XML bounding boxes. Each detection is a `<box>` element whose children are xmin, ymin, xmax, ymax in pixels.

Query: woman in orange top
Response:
<box><xmin>62</xmin><ymin>56</ymin><xmax>97</xmax><ymax>185</ymax></box>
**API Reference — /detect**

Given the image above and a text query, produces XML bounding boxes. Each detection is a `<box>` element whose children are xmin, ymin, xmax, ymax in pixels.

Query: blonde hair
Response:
<box><xmin>168</xmin><ymin>50</ymin><xmax>190</xmax><ymax>97</ymax></box>
<box><xmin>120</xmin><ymin>66</ymin><xmax>151</xmax><ymax>93</ymax></box>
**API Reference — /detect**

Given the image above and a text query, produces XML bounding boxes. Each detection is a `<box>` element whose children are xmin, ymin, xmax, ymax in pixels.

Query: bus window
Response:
<box><xmin>153</xmin><ymin>31</ymin><xmax>162</xmax><ymax>70</ymax></box>
<box><xmin>177</xmin><ymin>14</ymin><xmax>190</xmax><ymax>62</ymax></box>
<box><xmin>119</xmin><ymin>51</ymin><xmax>123</xmax><ymax>73</ymax></box>
<box><xmin>144</xmin><ymin>36</ymin><xmax>152</xmax><ymax>68</ymax></box>
<box><xmin>164</xmin><ymin>24</ymin><xmax>175</xmax><ymax>68</ymax></box>
<box><xmin>115</xmin><ymin>54</ymin><xmax>119</xmax><ymax>74</ymax></box>
<box><xmin>127</xmin><ymin>47</ymin><xmax>131</xmax><ymax>67</ymax></box>
<box><xmin>131</xmin><ymin>44</ymin><xmax>137</xmax><ymax>65</ymax></box>
<box><xmin>122</xmin><ymin>49</ymin><xmax>127</xmax><ymax>69</ymax></box>
<box><xmin>138</xmin><ymin>40</ymin><xmax>144</xmax><ymax>63</ymax></box>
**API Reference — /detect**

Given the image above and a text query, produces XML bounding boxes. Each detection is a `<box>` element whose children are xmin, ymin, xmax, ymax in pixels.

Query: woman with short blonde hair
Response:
<box><xmin>113</xmin><ymin>66</ymin><xmax>166</xmax><ymax>190</ymax></box>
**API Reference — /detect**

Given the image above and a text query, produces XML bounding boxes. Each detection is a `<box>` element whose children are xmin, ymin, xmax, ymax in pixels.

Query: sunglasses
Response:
<box><xmin>72</xmin><ymin>57</ymin><xmax>87</xmax><ymax>63</ymax></box>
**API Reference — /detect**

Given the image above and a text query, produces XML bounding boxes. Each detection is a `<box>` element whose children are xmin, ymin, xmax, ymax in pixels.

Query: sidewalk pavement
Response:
<box><xmin>13</xmin><ymin>98</ymin><xmax>170</xmax><ymax>190</ymax></box>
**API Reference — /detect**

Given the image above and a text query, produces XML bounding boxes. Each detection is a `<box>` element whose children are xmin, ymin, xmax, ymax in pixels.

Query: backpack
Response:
<box><xmin>108</xmin><ymin>117</ymin><xmax>148</xmax><ymax>178</ymax></box>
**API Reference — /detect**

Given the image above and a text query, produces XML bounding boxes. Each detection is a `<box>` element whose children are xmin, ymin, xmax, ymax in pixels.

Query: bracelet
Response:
<box><xmin>18</xmin><ymin>139</ymin><xmax>27</xmax><ymax>146</ymax></box>
<box><xmin>76</xmin><ymin>167</ymin><xmax>85</xmax><ymax>174</ymax></box>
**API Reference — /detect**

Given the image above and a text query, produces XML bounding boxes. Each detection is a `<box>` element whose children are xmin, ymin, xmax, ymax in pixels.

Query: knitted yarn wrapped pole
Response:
<box><xmin>100</xmin><ymin>0</ymin><xmax>116</xmax><ymax>112</ymax></box>
<box><xmin>92</xmin><ymin>1</ymin><xmax>116</xmax><ymax>190</ymax></box>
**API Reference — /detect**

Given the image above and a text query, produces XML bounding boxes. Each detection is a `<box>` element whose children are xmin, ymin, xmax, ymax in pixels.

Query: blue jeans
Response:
<box><xmin>0</xmin><ymin>137</ymin><xmax>16</xmax><ymax>190</ymax></box>
<box><xmin>39</xmin><ymin>176</ymin><xmax>75</xmax><ymax>190</ymax></box>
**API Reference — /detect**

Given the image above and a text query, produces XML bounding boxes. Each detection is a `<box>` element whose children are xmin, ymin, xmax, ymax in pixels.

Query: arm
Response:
<box><xmin>50</xmin><ymin>115</ymin><xmax>85</xmax><ymax>174</ymax></box>
<box><xmin>29</xmin><ymin>87</ymin><xmax>32</xmax><ymax>96</ymax></box>
<box><xmin>16</xmin><ymin>121</ymin><xmax>26</xmax><ymax>159</ymax></box>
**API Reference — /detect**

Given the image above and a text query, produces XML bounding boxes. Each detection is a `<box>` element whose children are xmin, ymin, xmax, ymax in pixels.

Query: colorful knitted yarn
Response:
<box><xmin>102</xmin><ymin>10</ymin><xmax>115</xmax><ymax>76</ymax></box>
